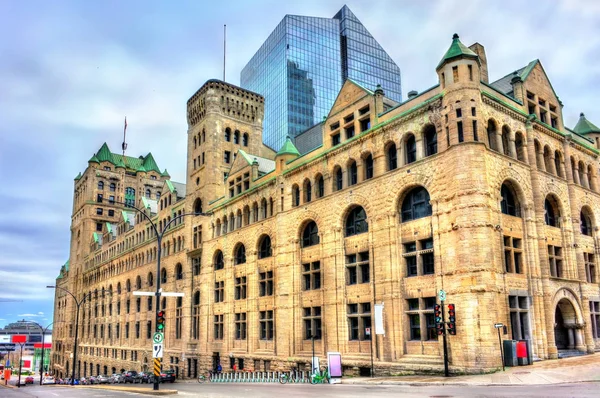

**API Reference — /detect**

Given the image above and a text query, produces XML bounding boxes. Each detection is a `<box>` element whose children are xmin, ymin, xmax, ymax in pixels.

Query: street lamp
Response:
<box><xmin>95</xmin><ymin>197</ymin><xmax>209</xmax><ymax>391</ymax></box>
<box><xmin>47</xmin><ymin>285</ymin><xmax>92</xmax><ymax>385</ymax></box>
<box><xmin>15</xmin><ymin>320</ymin><xmax>55</xmax><ymax>385</ymax></box>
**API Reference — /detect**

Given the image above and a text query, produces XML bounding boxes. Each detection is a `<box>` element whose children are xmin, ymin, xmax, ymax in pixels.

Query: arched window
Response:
<box><xmin>364</xmin><ymin>154</ymin><xmax>374</xmax><ymax>179</ymax></box>
<box><xmin>136</xmin><ymin>276</ymin><xmax>142</xmax><ymax>289</ymax></box>
<box><xmin>258</xmin><ymin>235</ymin><xmax>272</xmax><ymax>259</ymax></box>
<box><xmin>145</xmin><ymin>189</ymin><xmax>151</xmax><ymax>198</ymax></box>
<box><xmin>302</xmin><ymin>221</ymin><xmax>319</xmax><ymax>248</ymax></box>
<box><xmin>405</xmin><ymin>135</ymin><xmax>416</xmax><ymax>164</ymax></box>
<box><xmin>225</xmin><ymin>128</ymin><xmax>231</xmax><ymax>142</ymax></box>
<box><xmin>500</xmin><ymin>184</ymin><xmax>520</xmax><ymax>217</ymax></box>
<box><xmin>214</xmin><ymin>250</ymin><xmax>224</xmax><ymax>270</ymax></box>
<box><xmin>316</xmin><ymin>174</ymin><xmax>324</xmax><ymax>198</ymax></box>
<box><xmin>334</xmin><ymin>167</ymin><xmax>343</xmax><ymax>191</ymax></box>
<box><xmin>581</xmin><ymin>210</ymin><xmax>592</xmax><ymax>236</ymax></box>
<box><xmin>543</xmin><ymin>146</ymin><xmax>553</xmax><ymax>173</ymax></box>
<box><xmin>424</xmin><ymin>125</ymin><xmax>438</xmax><ymax>156</ymax></box>
<box><xmin>160</xmin><ymin>268</ymin><xmax>167</xmax><ymax>284</ymax></box>
<box><xmin>194</xmin><ymin>198</ymin><xmax>203</xmax><ymax>214</ymax></box>
<box><xmin>387</xmin><ymin>143</ymin><xmax>397</xmax><ymax>170</ymax></box>
<box><xmin>202</xmin><ymin>130</ymin><xmax>206</xmax><ymax>143</ymax></box>
<box><xmin>110</xmin><ymin>183</ymin><xmax>116</xmax><ymax>192</ymax></box>
<box><xmin>117</xmin><ymin>283</ymin><xmax>121</xmax><ymax>294</ymax></box>
<box><xmin>348</xmin><ymin>160</ymin><xmax>358</xmax><ymax>186</ymax></box>
<box><xmin>147</xmin><ymin>272</ymin><xmax>154</xmax><ymax>287</ymax></box>
<box><xmin>304</xmin><ymin>180</ymin><xmax>312</xmax><ymax>203</ymax></box>
<box><xmin>234</xmin><ymin>244</ymin><xmax>246</xmax><ymax>264</ymax></box>
<box><xmin>193</xmin><ymin>136</ymin><xmax>197</xmax><ymax>148</ymax></box>
<box><xmin>554</xmin><ymin>151</ymin><xmax>563</xmax><ymax>177</ymax></box>
<box><xmin>126</xmin><ymin>279</ymin><xmax>131</xmax><ymax>292</ymax></box>
<box><xmin>292</xmin><ymin>184</ymin><xmax>300</xmax><ymax>206</ymax></box>
<box><xmin>345</xmin><ymin>206</ymin><xmax>368</xmax><ymax>237</ymax></box>
<box><xmin>194</xmin><ymin>291</ymin><xmax>200</xmax><ymax>305</ymax></box>
<box><xmin>544</xmin><ymin>197</ymin><xmax>560</xmax><ymax>227</ymax></box>
<box><xmin>401</xmin><ymin>187</ymin><xmax>432</xmax><ymax>222</ymax></box>
<box><xmin>234</xmin><ymin>130</ymin><xmax>240</xmax><ymax>144</ymax></box>
<box><xmin>175</xmin><ymin>263</ymin><xmax>183</xmax><ymax>280</ymax></box>
<box><xmin>98</xmin><ymin>181</ymin><xmax>104</xmax><ymax>190</ymax></box>
<box><xmin>243</xmin><ymin>133</ymin><xmax>249</xmax><ymax>147</ymax></box>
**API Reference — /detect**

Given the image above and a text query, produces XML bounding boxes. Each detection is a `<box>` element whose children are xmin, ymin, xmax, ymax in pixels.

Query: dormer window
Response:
<box><xmin>150</xmin><ymin>175</ymin><xmax>157</xmax><ymax>180</ymax></box>
<box><xmin>104</xmin><ymin>166</ymin><xmax>111</xmax><ymax>171</ymax></box>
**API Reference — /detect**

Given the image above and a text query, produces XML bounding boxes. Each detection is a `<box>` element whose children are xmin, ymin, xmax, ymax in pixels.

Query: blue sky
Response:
<box><xmin>0</xmin><ymin>0</ymin><xmax>599</xmax><ymax>328</ymax></box>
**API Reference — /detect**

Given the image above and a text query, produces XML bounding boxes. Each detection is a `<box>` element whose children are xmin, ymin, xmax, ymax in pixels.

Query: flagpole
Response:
<box><xmin>122</xmin><ymin>117</ymin><xmax>128</xmax><ymax>157</ymax></box>
<box><xmin>223</xmin><ymin>24</ymin><xmax>226</xmax><ymax>82</ymax></box>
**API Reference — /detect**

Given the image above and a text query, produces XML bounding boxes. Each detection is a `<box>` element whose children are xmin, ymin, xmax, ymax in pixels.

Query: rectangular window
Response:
<box><xmin>214</xmin><ymin>281</ymin><xmax>224</xmax><ymax>303</ymax></box>
<box><xmin>503</xmin><ymin>236</ymin><xmax>523</xmax><ymax>274</ymax></box>
<box><xmin>234</xmin><ymin>276</ymin><xmax>247</xmax><ymax>300</ymax></box>
<box><xmin>345</xmin><ymin>125</ymin><xmax>355</xmax><ymax>139</ymax></box>
<box><xmin>360</xmin><ymin>118</ymin><xmax>370</xmax><ymax>132</ymax></box>
<box><xmin>548</xmin><ymin>245</ymin><xmax>563</xmax><ymax>278</ymax></box>
<box><xmin>584</xmin><ymin>252</ymin><xmax>596</xmax><ymax>283</ymax></box>
<box><xmin>348</xmin><ymin>303</ymin><xmax>371</xmax><ymax>340</ymax></box>
<box><xmin>97</xmin><ymin>194</ymin><xmax>103</xmax><ymax>203</ymax></box>
<box><xmin>509</xmin><ymin>295</ymin><xmax>530</xmax><ymax>340</ymax></box>
<box><xmin>457</xmin><ymin>121</ymin><xmax>464</xmax><ymax>142</ymax></box>
<box><xmin>452</xmin><ymin>66</ymin><xmax>459</xmax><ymax>82</ymax></box>
<box><xmin>302</xmin><ymin>261</ymin><xmax>321</xmax><ymax>290</ymax></box>
<box><xmin>259</xmin><ymin>271</ymin><xmax>274</xmax><ymax>296</ymax></box>
<box><xmin>96</xmin><ymin>208</ymin><xmax>103</xmax><ymax>215</ymax></box>
<box><xmin>303</xmin><ymin>307</ymin><xmax>322</xmax><ymax>340</ymax></box>
<box><xmin>551</xmin><ymin>116</ymin><xmax>558</xmax><ymax>128</ymax></box>
<box><xmin>528</xmin><ymin>102</ymin><xmax>536</xmax><ymax>116</ymax></box>
<box><xmin>472</xmin><ymin>120</ymin><xmax>478</xmax><ymax>141</ymax></box>
<box><xmin>214</xmin><ymin>314</ymin><xmax>224</xmax><ymax>340</ymax></box>
<box><xmin>406</xmin><ymin>297</ymin><xmax>437</xmax><ymax>341</ymax></box>
<box><xmin>146</xmin><ymin>321</ymin><xmax>152</xmax><ymax>339</ymax></box>
<box><xmin>344</xmin><ymin>113</ymin><xmax>354</xmax><ymax>124</ymax></box>
<box><xmin>224</xmin><ymin>151</ymin><xmax>231</xmax><ymax>163</ymax></box>
<box><xmin>332</xmin><ymin>133</ymin><xmax>340</xmax><ymax>146</ymax></box>
<box><xmin>96</xmin><ymin>222</ymin><xmax>103</xmax><ymax>232</ymax></box>
<box><xmin>235</xmin><ymin>313</ymin><xmax>247</xmax><ymax>340</ymax></box>
<box><xmin>135</xmin><ymin>322</ymin><xmax>140</xmax><ymax>339</ymax></box>
<box><xmin>468</xmin><ymin>64</ymin><xmax>473</xmax><ymax>81</ymax></box>
<box><xmin>456</xmin><ymin>108</ymin><xmax>462</xmax><ymax>118</ymax></box>
<box><xmin>125</xmin><ymin>323</ymin><xmax>130</xmax><ymax>339</ymax></box>
<box><xmin>259</xmin><ymin>310</ymin><xmax>274</xmax><ymax>340</ymax></box>
<box><xmin>108</xmin><ymin>209</ymin><xmax>114</xmax><ymax>217</ymax></box>
<box><xmin>330</xmin><ymin>122</ymin><xmax>340</xmax><ymax>131</ymax></box>
<box><xmin>404</xmin><ymin>239</ymin><xmax>434</xmax><ymax>276</ymax></box>
<box><xmin>539</xmin><ymin>109</ymin><xmax>547</xmax><ymax>124</ymax></box>
<box><xmin>359</xmin><ymin>105</ymin><xmax>370</xmax><ymax>115</ymax></box>
<box><xmin>590</xmin><ymin>301</ymin><xmax>600</xmax><ymax>338</ymax></box>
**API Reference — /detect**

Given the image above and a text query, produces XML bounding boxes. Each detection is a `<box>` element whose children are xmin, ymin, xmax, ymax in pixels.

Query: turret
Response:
<box><xmin>573</xmin><ymin>112</ymin><xmax>600</xmax><ymax>149</ymax></box>
<box><xmin>275</xmin><ymin>136</ymin><xmax>300</xmax><ymax>173</ymax></box>
<box><xmin>437</xmin><ymin>34</ymin><xmax>481</xmax><ymax>90</ymax></box>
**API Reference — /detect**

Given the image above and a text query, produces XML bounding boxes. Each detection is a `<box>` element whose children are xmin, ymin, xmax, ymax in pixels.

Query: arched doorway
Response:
<box><xmin>554</xmin><ymin>298</ymin><xmax>584</xmax><ymax>352</ymax></box>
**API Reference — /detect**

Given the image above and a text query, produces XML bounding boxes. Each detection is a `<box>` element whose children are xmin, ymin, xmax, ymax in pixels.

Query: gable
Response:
<box><xmin>328</xmin><ymin>79</ymin><xmax>372</xmax><ymax>119</ymax></box>
<box><xmin>227</xmin><ymin>150</ymin><xmax>252</xmax><ymax>177</ymax></box>
<box><xmin>522</xmin><ymin>62</ymin><xmax>560</xmax><ymax>106</ymax></box>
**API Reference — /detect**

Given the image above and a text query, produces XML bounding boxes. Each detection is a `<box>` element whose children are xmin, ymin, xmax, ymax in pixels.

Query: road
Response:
<box><xmin>1</xmin><ymin>382</ymin><xmax>598</xmax><ymax>397</ymax></box>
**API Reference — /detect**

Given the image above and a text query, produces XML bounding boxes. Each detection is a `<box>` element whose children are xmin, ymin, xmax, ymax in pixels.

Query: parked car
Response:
<box><xmin>138</xmin><ymin>372</ymin><xmax>155</xmax><ymax>384</ymax></box>
<box><xmin>109</xmin><ymin>373</ymin><xmax>124</xmax><ymax>384</ymax></box>
<box><xmin>159</xmin><ymin>370</ymin><xmax>176</xmax><ymax>383</ymax></box>
<box><xmin>80</xmin><ymin>377</ymin><xmax>89</xmax><ymax>385</ymax></box>
<box><xmin>25</xmin><ymin>376</ymin><xmax>34</xmax><ymax>384</ymax></box>
<box><xmin>96</xmin><ymin>374</ymin><xmax>109</xmax><ymax>384</ymax></box>
<box><xmin>123</xmin><ymin>370</ymin><xmax>140</xmax><ymax>383</ymax></box>
<box><xmin>42</xmin><ymin>376</ymin><xmax>56</xmax><ymax>385</ymax></box>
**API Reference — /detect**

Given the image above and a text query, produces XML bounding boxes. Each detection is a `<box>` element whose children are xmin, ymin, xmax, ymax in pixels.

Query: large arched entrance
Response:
<box><xmin>554</xmin><ymin>297</ymin><xmax>585</xmax><ymax>353</ymax></box>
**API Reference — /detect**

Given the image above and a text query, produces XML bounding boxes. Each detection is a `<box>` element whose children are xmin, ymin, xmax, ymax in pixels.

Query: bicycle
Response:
<box><xmin>279</xmin><ymin>368</ymin><xmax>300</xmax><ymax>384</ymax></box>
<box><xmin>198</xmin><ymin>370</ymin><xmax>215</xmax><ymax>383</ymax></box>
<box><xmin>309</xmin><ymin>368</ymin><xmax>329</xmax><ymax>384</ymax></box>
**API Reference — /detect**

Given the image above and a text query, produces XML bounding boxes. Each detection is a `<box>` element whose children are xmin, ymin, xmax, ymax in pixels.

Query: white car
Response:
<box><xmin>42</xmin><ymin>376</ymin><xmax>56</xmax><ymax>385</ymax></box>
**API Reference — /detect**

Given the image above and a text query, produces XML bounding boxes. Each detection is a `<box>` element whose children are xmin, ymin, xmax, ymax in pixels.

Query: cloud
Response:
<box><xmin>17</xmin><ymin>314</ymin><xmax>41</xmax><ymax>318</ymax></box>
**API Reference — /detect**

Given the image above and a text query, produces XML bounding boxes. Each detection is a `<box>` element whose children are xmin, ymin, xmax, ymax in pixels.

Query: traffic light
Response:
<box><xmin>434</xmin><ymin>304</ymin><xmax>444</xmax><ymax>335</ymax></box>
<box><xmin>447</xmin><ymin>304</ymin><xmax>456</xmax><ymax>335</ymax></box>
<box><xmin>157</xmin><ymin>311</ymin><xmax>165</xmax><ymax>331</ymax></box>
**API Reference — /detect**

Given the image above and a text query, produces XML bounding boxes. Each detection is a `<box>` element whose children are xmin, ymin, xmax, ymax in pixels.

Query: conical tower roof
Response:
<box><xmin>161</xmin><ymin>169</ymin><xmax>170</xmax><ymax>177</ymax></box>
<box><xmin>437</xmin><ymin>33</ymin><xmax>479</xmax><ymax>70</ymax></box>
<box><xmin>96</xmin><ymin>142</ymin><xmax>114</xmax><ymax>163</ymax></box>
<box><xmin>88</xmin><ymin>154</ymin><xmax>100</xmax><ymax>163</ymax></box>
<box><xmin>573</xmin><ymin>113</ymin><xmax>600</xmax><ymax>135</ymax></box>
<box><xmin>142</xmin><ymin>153</ymin><xmax>161</xmax><ymax>173</ymax></box>
<box><xmin>276</xmin><ymin>136</ymin><xmax>301</xmax><ymax>157</ymax></box>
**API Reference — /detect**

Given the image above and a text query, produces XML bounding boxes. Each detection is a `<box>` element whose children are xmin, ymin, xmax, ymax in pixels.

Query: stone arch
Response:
<box><xmin>343</xmin><ymin>204</ymin><xmax>369</xmax><ymax>237</ymax></box>
<box><xmin>403</xmin><ymin>132</ymin><xmax>417</xmax><ymax>164</ymax></box>
<box><xmin>384</xmin><ymin>140</ymin><xmax>398</xmax><ymax>171</ymax></box>
<box><xmin>552</xmin><ymin>288</ymin><xmax>585</xmax><ymax>351</ymax></box>
<box><xmin>389</xmin><ymin>172</ymin><xmax>435</xmax><ymax>213</ymax></box>
<box><xmin>333</xmin><ymin>192</ymin><xmax>375</xmax><ymax>231</ymax></box>
<box><xmin>302</xmin><ymin>178</ymin><xmax>312</xmax><ymax>203</ymax></box>
<box><xmin>487</xmin><ymin>118</ymin><xmax>499</xmax><ymax>151</ymax></box>
<box><xmin>580</xmin><ymin>205</ymin><xmax>595</xmax><ymax>236</ymax></box>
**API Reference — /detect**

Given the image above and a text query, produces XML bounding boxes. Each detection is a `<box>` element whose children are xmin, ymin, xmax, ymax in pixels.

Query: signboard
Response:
<box><xmin>438</xmin><ymin>290</ymin><xmax>447</xmax><ymax>301</ymax></box>
<box><xmin>0</xmin><ymin>336</ymin><xmax>10</xmax><ymax>343</ymax></box>
<box><xmin>327</xmin><ymin>352</ymin><xmax>342</xmax><ymax>378</ymax></box>
<box><xmin>374</xmin><ymin>303</ymin><xmax>385</xmax><ymax>335</ymax></box>
<box><xmin>152</xmin><ymin>343</ymin><xmax>163</xmax><ymax>359</ymax></box>
<box><xmin>365</xmin><ymin>327</ymin><xmax>371</xmax><ymax>336</ymax></box>
<box><xmin>152</xmin><ymin>332</ymin><xmax>164</xmax><ymax>344</ymax></box>
<box><xmin>11</xmin><ymin>335</ymin><xmax>26</xmax><ymax>344</ymax></box>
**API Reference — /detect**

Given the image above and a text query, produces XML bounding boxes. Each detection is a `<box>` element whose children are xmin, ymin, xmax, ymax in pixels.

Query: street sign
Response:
<box><xmin>152</xmin><ymin>343</ymin><xmax>163</xmax><ymax>358</ymax></box>
<box><xmin>153</xmin><ymin>332</ymin><xmax>164</xmax><ymax>344</ymax></box>
<box><xmin>494</xmin><ymin>323</ymin><xmax>504</xmax><ymax>329</ymax></box>
<box><xmin>365</xmin><ymin>327</ymin><xmax>371</xmax><ymax>336</ymax></box>
<box><xmin>438</xmin><ymin>290</ymin><xmax>446</xmax><ymax>301</ymax></box>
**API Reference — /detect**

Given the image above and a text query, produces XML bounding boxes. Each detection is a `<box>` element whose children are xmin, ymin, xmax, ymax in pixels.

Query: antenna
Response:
<box><xmin>223</xmin><ymin>24</ymin><xmax>226</xmax><ymax>82</ymax></box>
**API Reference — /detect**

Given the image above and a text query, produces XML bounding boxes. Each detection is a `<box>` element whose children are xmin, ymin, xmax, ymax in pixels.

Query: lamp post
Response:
<box><xmin>47</xmin><ymin>286</ymin><xmax>92</xmax><ymax>386</ymax></box>
<box><xmin>98</xmin><ymin>198</ymin><xmax>209</xmax><ymax>391</ymax></box>
<box><xmin>15</xmin><ymin>320</ymin><xmax>55</xmax><ymax>385</ymax></box>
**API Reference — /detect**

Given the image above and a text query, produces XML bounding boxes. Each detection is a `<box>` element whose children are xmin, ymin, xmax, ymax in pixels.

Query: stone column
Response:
<box><xmin>508</xmin><ymin>132</ymin><xmax>517</xmax><ymax>158</ymax></box>
<box><xmin>567</xmin><ymin>327</ymin><xmax>575</xmax><ymax>349</ymax></box>
<box><xmin>536</xmin><ymin>147</ymin><xmax>546</xmax><ymax>172</ymax></box>
<box><xmin>582</xmin><ymin>169</ymin><xmax>590</xmax><ymax>189</ymax></box>
<box><xmin>495</xmin><ymin>132</ymin><xmax>503</xmax><ymax>154</ymax></box>
<box><xmin>574</xmin><ymin>324</ymin><xmax>586</xmax><ymax>351</ymax></box>
<box><xmin>548</xmin><ymin>153</ymin><xmax>557</xmax><ymax>175</ymax></box>
<box><xmin>415</xmin><ymin>137</ymin><xmax>424</xmax><ymax>161</ymax></box>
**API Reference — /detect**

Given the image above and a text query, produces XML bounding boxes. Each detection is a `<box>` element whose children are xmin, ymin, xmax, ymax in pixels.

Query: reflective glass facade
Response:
<box><xmin>241</xmin><ymin>6</ymin><xmax>402</xmax><ymax>151</ymax></box>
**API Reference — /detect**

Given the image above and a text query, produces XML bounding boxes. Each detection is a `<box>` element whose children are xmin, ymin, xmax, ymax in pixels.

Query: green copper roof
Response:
<box><xmin>573</xmin><ymin>113</ymin><xmax>600</xmax><ymax>135</ymax></box>
<box><xmin>88</xmin><ymin>154</ymin><xmax>100</xmax><ymax>163</ymax></box>
<box><xmin>96</xmin><ymin>142</ymin><xmax>113</xmax><ymax>162</ymax></box>
<box><xmin>74</xmin><ymin>172</ymin><xmax>82</xmax><ymax>180</ymax></box>
<box><xmin>437</xmin><ymin>33</ymin><xmax>479</xmax><ymax>70</ymax></box>
<box><xmin>114</xmin><ymin>155</ymin><xmax>126</xmax><ymax>169</ymax></box>
<box><xmin>161</xmin><ymin>169</ymin><xmax>170</xmax><ymax>177</ymax></box>
<box><xmin>64</xmin><ymin>259</ymin><xmax>69</xmax><ymax>272</ymax></box>
<box><xmin>276</xmin><ymin>136</ymin><xmax>301</xmax><ymax>157</ymax></box>
<box><xmin>93</xmin><ymin>232</ymin><xmax>100</xmax><ymax>243</ymax></box>
<box><xmin>166</xmin><ymin>180</ymin><xmax>175</xmax><ymax>193</ymax></box>
<box><xmin>137</xmin><ymin>164</ymin><xmax>147</xmax><ymax>172</ymax></box>
<box><xmin>142</xmin><ymin>153</ymin><xmax>161</xmax><ymax>173</ymax></box>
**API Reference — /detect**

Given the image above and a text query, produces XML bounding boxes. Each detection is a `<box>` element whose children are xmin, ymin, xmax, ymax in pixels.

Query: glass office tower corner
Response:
<box><xmin>241</xmin><ymin>6</ymin><xmax>402</xmax><ymax>151</ymax></box>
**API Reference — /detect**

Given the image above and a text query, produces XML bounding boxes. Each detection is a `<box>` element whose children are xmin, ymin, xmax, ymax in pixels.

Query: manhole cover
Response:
<box><xmin>513</xmin><ymin>371</ymin><xmax>530</xmax><ymax>375</ymax></box>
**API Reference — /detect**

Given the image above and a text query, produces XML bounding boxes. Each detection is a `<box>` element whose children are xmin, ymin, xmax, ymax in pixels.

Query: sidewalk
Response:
<box><xmin>342</xmin><ymin>352</ymin><xmax>600</xmax><ymax>386</ymax></box>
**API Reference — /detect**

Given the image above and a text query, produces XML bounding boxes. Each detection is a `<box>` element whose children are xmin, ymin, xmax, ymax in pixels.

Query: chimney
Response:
<box><xmin>469</xmin><ymin>43</ymin><xmax>488</xmax><ymax>83</ymax></box>
<box><xmin>407</xmin><ymin>90</ymin><xmax>418</xmax><ymax>100</ymax></box>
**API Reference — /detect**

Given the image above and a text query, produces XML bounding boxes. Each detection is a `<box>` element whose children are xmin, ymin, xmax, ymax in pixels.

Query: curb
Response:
<box><xmin>79</xmin><ymin>385</ymin><xmax>178</xmax><ymax>395</ymax></box>
<box><xmin>340</xmin><ymin>378</ymin><xmax>600</xmax><ymax>387</ymax></box>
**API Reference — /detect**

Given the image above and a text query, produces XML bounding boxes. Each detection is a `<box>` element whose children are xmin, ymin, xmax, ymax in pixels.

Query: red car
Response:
<box><xmin>25</xmin><ymin>376</ymin><xmax>34</xmax><ymax>384</ymax></box>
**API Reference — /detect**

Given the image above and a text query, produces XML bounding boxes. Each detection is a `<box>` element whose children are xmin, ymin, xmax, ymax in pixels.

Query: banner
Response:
<box><xmin>374</xmin><ymin>303</ymin><xmax>385</xmax><ymax>335</ymax></box>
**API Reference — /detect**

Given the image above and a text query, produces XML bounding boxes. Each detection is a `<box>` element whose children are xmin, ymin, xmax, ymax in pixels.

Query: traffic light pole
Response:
<box><xmin>441</xmin><ymin>300</ymin><xmax>449</xmax><ymax>377</ymax></box>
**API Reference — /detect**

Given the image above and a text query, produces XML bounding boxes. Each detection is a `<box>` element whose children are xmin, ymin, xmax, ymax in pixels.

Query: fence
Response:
<box><xmin>207</xmin><ymin>370</ymin><xmax>309</xmax><ymax>383</ymax></box>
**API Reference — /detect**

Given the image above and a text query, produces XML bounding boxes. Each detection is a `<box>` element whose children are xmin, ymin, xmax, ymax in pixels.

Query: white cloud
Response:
<box><xmin>17</xmin><ymin>313</ymin><xmax>41</xmax><ymax>317</ymax></box>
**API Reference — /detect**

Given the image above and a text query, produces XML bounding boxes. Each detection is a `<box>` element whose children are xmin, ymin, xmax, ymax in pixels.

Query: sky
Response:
<box><xmin>0</xmin><ymin>0</ymin><xmax>599</xmax><ymax>329</ymax></box>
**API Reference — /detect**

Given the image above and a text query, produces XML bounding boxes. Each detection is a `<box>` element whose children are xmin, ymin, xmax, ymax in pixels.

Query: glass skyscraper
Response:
<box><xmin>241</xmin><ymin>5</ymin><xmax>402</xmax><ymax>151</ymax></box>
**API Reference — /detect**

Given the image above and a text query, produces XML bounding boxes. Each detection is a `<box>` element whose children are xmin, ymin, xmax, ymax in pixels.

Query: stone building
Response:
<box><xmin>51</xmin><ymin>34</ymin><xmax>600</xmax><ymax>379</ymax></box>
